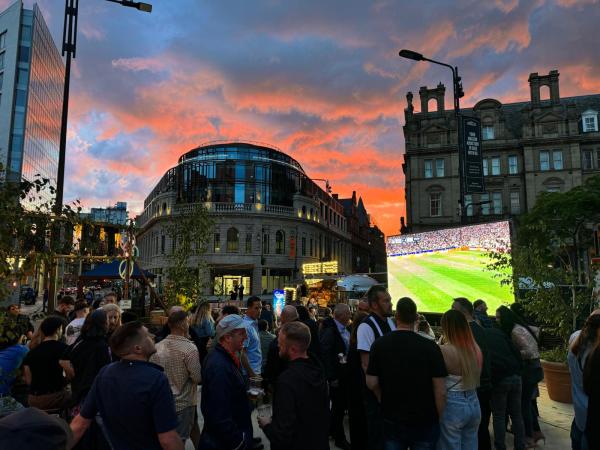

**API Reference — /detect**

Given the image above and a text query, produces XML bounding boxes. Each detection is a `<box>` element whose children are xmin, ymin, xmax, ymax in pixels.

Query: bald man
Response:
<box><xmin>263</xmin><ymin>305</ymin><xmax>300</xmax><ymax>392</ymax></box>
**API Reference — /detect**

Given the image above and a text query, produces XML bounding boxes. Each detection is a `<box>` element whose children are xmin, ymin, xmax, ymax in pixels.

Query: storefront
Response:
<box><xmin>212</xmin><ymin>266</ymin><xmax>252</xmax><ymax>296</ymax></box>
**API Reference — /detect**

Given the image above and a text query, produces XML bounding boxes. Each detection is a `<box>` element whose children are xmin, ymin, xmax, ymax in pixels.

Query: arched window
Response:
<box><xmin>226</xmin><ymin>227</ymin><xmax>239</xmax><ymax>252</ymax></box>
<box><xmin>275</xmin><ymin>230</ymin><xmax>285</xmax><ymax>255</ymax></box>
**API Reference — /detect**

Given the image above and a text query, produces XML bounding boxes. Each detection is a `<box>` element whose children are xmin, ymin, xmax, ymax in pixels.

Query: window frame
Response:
<box><xmin>424</xmin><ymin>159</ymin><xmax>433</xmax><ymax>178</ymax></box>
<box><xmin>508</xmin><ymin>155</ymin><xmax>518</xmax><ymax>175</ymax></box>
<box><xmin>510</xmin><ymin>191</ymin><xmax>520</xmax><ymax>215</ymax></box>
<box><xmin>482</xmin><ymin>125</ymin><xmax>495</xmax><ymax>140</ymax></box>
<box><xmin>491</xmin><ymin>157</ymin><xmax>501</xmax><ymax>176</ymax></box>
<box><xmin>429</xmin><ymin>192</ymin><xmax>442</xmax><ymax>217</ymax></box>
<box><xmin>435</xmin><ymin>158</ymin><xmax>445</xmax><ymax>177</ymax></box>
<box><xmin>540</xmin><ymin>151</ymin><xmax>550</xmax><ymax>171</ymax></box>
<box><xmin>552</xmin><ymin>150</ymin><xmax>563</xmax><ymax>170</ymax></box>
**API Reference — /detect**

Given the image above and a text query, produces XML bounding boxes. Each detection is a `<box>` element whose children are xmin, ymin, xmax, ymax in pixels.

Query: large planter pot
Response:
<box><xmin>541</xmin><ymin>360</ymin><xmax>572</xmax><ymax>404</ymax></box>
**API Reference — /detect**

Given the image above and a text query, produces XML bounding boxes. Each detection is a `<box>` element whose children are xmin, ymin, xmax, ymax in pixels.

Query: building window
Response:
<box><xmin>430</xmin><ymin>193</ymin><xmax>442</xmax><ymax>217</ymax></box>
<box><xmin>510</xmin><ymin>191</ymin><xmax>520</xmax><ymax>214</ymax></box>
<box><xmin>508</xmin><ymin>155</ymin><xmax>518</xmax><ymax>174</ymax></box>
<box><xmin>540</xmin><ymin>151</ymin><xmax>550</xmax><ymax>171</ymax></box>
<box><xmin>552</xmin><ymin>150</ymin><xmax>563</xmax><ymax>170</ymax></box>
<box><xmin>492</xmin><ymin>192</ymin><xmax>502</xmax><ymax>215</ymax></box>
<box><xmin>310</xmin><ymin>238</ymin><xmax>313</xmax><ymax>256</ymax></box>
<box><xmin>491</xmin><ymin>157</ymin><xmax>501</xmax><ymax>176</ymax></box>
<box><xmin>301</xmin><ymin>237</ymin><xmax>306</xmax><ymax>256</ymax></box>
<box><xmin>245</xmin><ymin>234</ymin><xmax>252</xmax><ymax>253</ymax></box>
<box><xmin>435</xmin><ymin>159</ymin><xmax>445</xmax><ymax>177</ymax></box>
<box><xmin>481</xmin><ymin>193</ymin><xmax>490</xmax><ymax>215</ymax></box>
<box><xmin>482</xmin><ymin>126</ymin><xmax>494</xmax><ymax>140</ymax></box>
<box><xmin>213</xmin><ymin>233</ymin><xmax>220</xmax><ymax>252</ymax></box>
<box><xmin>582</xmin><ymin>150</ymin><xmax>593</xmax><ymax>170</ymax></box>
<box><xmin>161</xmin><ymin>235</ymin><xmax>165</xmax><ymax>254</ymax></box>
<box><xmin>582</xmin><ymin>111</ymin><xmax>598</xmax><ymax>132</ymax></box>
<box><xmin>0</xmin><ymin>72</ymin><xmax>3</xmax><ymax>91</ymax></box>
<box><xmin>275</xmin><ymin>230</ymin><xmax>285</xmax><ymax>255</ymax></box>
<box><xmin>464</xmin><ymin>194</ymin><xmax>473</xmax><ymax>217</ymax></box>
<box><xmin>0</xmin><ymin>32</ymin><xmax>6</xmax><ymax>49</ymax></box>
<box><xmin>424</xmin><ymin>160</ymin><xmax>433</xmax><ymax>178</ymax></box>
<box><xmin>0</xmin><ymin>51</ymin><xmax>4</xmax><ymax>70</ymax></box>
<box><xmin>263</xmin><ymin>233</ymin><xmax>269</xmax><ymax>254</ymax></box>
<box><xmin>597</xmin><ymin>149</ymin><xmax>600</xmax><ymax>169</ymax></box>
<box><xmin>226</xmin><ymin>227</ymin><xmax>239</xmax><ymax>252</ymax></box>
<box><xmin>483</xmin><ymin>159</ymin><xmax>488</xmax><ymax>176</ymax></box>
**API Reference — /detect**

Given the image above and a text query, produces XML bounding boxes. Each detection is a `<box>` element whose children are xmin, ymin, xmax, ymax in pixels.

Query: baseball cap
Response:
<box><xmin>216</xmin><ymin>314</ymin><xmax>246</xmax><ymax>340</ymax></box>
<box><xmin>0</xmin><ymin>407</ymin><xmax>72</xmax><ymax>450</ymax></box>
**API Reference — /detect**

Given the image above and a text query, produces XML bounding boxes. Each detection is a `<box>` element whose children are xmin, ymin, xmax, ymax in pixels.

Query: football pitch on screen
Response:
<box><xmin>387</xmin><ymin>249</ymin><xmax>513</xmax><ymax>313</ymax></box>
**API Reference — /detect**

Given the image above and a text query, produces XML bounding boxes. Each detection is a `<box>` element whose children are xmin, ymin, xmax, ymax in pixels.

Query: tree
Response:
<box><xmin>0</xmin><ymin>164</ymin><xmax>90</xmax><ymax>303</ymax></box>
<box><xmin>163</xmin><ymin>204</ymin><xmax>214</xmax><ymax>311</ymax></box>
<box><xmin>488</xmin><ymin>175</ymin><xmax>600</xmax><ymax>344</ymax></box>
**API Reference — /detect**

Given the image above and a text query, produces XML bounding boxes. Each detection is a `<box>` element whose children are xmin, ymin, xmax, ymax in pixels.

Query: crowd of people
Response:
<box><xmin>0</xmin><ymin>287</ymin><xmax>599</xmax><ymax>450</ymax></box>
<box><xmin>386</xmin><ymin>221</ymin><xmax>511</xmax><ymax>256</ymax></box>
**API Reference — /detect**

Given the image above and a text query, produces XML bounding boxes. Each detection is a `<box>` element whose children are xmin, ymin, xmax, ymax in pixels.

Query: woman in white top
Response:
<box><xmin>437</xmin><ymin>309</ymin><xmax>482</xmax><ymax>450</ymax></box>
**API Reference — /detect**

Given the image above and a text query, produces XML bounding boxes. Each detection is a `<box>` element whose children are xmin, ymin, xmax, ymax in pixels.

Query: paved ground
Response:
<box><xmin>184</xmin><ymin>382</ymin><xmax>573</xmax><ymax>450</ymax></box>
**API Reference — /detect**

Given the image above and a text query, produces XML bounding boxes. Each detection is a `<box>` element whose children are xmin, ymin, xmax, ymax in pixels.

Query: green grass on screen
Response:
<box><xmin>387</xmin><ymin>249</ymin><xmax>513</xmax><ymax>313</ymax></box>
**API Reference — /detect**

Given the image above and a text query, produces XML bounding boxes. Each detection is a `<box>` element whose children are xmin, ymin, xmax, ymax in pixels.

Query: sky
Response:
<box><xmin>6</xmin><ymin>0</ymin><xmax>600</xmax><ymax>236</ymax></box>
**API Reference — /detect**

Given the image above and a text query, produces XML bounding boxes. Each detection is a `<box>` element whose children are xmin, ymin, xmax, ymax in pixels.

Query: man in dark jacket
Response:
<box><xmin>320</xmin><ymin>304</ymin><xmax>352</xmax><ymax>449</ymax></box>
<box><xmin>259</xmin><ymin>321</ymin><xmax>330</xmax><ymax>450</ymax></box>
<box><xmin>199</xmin><ymin>314</ymin><xmax>253</xmax><ymax>450</ymax></box>
<box><xmin>263</xmin><ymin>305</ymin><xmax>299</xmax><ymax>390</ymax></box>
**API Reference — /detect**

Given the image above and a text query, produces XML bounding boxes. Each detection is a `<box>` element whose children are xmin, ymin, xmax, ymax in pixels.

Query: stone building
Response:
<box><xmin>136</xmin><ymin>142</ymin><xmax>384</xmax><ymax>297</ymax></box>
<box><xmin>337</xmin><ymin>192</ymin><xmax>387</xmax><ymax>273</ymax></box>
<box><xmin>403</xmin><ymin>70</ymin><xmax>600</xmax><ymax>232</ymax></box>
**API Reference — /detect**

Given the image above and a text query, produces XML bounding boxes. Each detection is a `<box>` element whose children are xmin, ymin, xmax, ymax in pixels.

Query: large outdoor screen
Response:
<box><xmin>386</xmin><ymin>221</ymin><xmax>514</xmax><ymax>313</ymax></box>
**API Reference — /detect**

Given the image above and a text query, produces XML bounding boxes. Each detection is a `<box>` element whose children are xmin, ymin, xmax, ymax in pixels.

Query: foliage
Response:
<box><xmin>540</xmin><ymin>345</ymin><xmax>568</xmax><ymax>364</ymax></box>
<box><xmin>487</xmin><ymin>175</ymin><xmax>600</xmax><ymax>343</ymax></box>
<box><xmin>0</xmin><ymin>163</ymin><xmax>95</xmax><ymax>302</ymax></box>
<box><xmin>163</xmin><ymin>204</ymin><xmax>214</xmax><ymax>312</ymax></box>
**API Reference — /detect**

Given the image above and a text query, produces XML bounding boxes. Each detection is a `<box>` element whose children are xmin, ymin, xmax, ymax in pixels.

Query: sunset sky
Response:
<box><xmin>7</xmin><ymin>0</ymin><xmax>600</xmax><ymax>236</ymax></box>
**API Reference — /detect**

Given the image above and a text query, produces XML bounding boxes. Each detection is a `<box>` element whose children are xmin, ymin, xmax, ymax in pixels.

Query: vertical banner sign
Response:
<box><xmin>289</xmin><ymin>237</ymin><xmax>296</xmax><ymax>259</ymax></box>
<box><xmin>461</xmin><ymin>116</ymin><xmax>485</xmax><ymax>194</ymax></box>
<box><xmin>273</xmin><ymin>289</ymin><xmax>285</xmax><ymax>317</ymax></box>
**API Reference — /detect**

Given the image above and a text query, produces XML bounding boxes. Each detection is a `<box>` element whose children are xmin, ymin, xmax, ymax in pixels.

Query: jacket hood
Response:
<box><xmin>287</xmin><ymin>357</ymin><xmax>327</xmax><ymax>389</ymax></box>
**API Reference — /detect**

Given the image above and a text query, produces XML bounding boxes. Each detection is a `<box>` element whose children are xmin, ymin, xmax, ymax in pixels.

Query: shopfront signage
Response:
<box><xmin>302</xmin><ymin>260</ymin><xmax>339</xmax><ymax>275</ymax></box>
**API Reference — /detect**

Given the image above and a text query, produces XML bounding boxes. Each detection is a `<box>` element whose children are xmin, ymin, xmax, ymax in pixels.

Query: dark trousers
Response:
<box><xmin>382</xmin><ymin>419</ymin><xmax>439</xmax><ymax>450</ymax></box>
<box><xmin>477</xmin><ymin>389</ymin><xmax>492</xmax><ymax>450</ymax></box>
<box><xmin>330</xmin><ymin>384</ymin><xmax>349</xmax><ymax>442</ymax></box>
<box><xmin>364</xmin><ymin>389</ymin><xmax>383</xmax><ymax>450</ymax></box>
<box><xmin>491</xmin><ymin>375</ymin><xmax>525</xmax><ymax>450</ymax></box>
<box><xmin>349</xmin><ymin>388</ymin><xmax>368</xmax><ymax>450</ymax></box>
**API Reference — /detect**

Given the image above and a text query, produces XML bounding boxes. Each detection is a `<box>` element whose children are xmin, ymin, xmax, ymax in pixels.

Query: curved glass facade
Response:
<box><xmin>146</xmin><ymin>142</ymin><xmax>327</xmax><ymax>208</ymax></box>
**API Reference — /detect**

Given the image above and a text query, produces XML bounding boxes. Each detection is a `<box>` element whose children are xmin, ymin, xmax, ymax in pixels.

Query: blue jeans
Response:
<box><xmin>383</xmin><ymin>419</ymin><xmax>439</xmax><ymax>450</ymax></box>
<box><xmin>571</xmin><ymin>419</ymin><xmax>589</xmax><ymax>450</ymax></box>
<box><xmin>437</xmin><ymin>390</ymin><xmax>481</xmax><ymax>450</ymax></box>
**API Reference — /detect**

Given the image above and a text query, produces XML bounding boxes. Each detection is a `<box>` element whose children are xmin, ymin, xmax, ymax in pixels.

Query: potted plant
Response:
<box><xmin>488</xmin><ymin>175</ymin><xmax>600</xmax><ymax>403</ymax></box>
<box><xmin>539</xmin><ymin>346</ymin><xmax>572</xmax><ymax>403</ymax></box>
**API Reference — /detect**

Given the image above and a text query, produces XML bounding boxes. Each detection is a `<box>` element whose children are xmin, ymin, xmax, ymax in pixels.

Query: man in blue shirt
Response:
<box><xmin>69</xmin><ymin>322</ymin><xmax>183</xmax><ymax>450</ymax></box>
<box><xmin>242</xmin><ymin>296</ymin><xmax>263</xmax><ymax>377</ymax></box>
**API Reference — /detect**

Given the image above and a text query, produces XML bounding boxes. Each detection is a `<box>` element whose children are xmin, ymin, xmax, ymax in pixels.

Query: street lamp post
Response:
<box><xmin>398</xmin><ymin>49</ymin><xmax>467</xmax><ymax>223</ymax></box>
<box><xmin>48</xmin><ymin>0</ymin><xmax>152</xmax><ymax>312</ymax></box>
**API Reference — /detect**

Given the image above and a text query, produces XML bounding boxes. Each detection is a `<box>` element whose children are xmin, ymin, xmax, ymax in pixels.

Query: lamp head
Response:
<box><xmin>399</xmin><ymin>49</ymin><xmax>424</xmax><ymax>61</ymax></box>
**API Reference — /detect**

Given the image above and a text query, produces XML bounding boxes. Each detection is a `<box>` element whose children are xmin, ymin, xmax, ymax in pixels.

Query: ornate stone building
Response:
<box><xmin>403</xmin><ymin>70</ymin><xmax>600</xmax><ymax>232</ymax></box>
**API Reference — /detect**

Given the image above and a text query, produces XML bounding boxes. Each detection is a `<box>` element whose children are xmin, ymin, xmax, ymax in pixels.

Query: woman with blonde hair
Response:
<box><xmin>191</xmin><ymin>300</ymin><xmax>215</xmax><ymax>363</ymax></box>
<box><xmin>101</xmin><ymin>303</ymin><xmax>121</xmax><ymax>339</ymax></box>
<box><xmin>438</xmin><ymin>309</ymin><xmax>482</xmax><ymax>450</ymax></box>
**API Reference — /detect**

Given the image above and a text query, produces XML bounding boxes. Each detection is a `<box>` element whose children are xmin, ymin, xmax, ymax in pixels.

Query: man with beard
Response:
<box><xmin>258</xmin><ymin>321</ymin><xmax>330</xmax><ymax>450</ymax></box>
<box><xmin>357</xmin><ymin>286</ymin><xmax>396</xmax><ymax>450</ymax></box>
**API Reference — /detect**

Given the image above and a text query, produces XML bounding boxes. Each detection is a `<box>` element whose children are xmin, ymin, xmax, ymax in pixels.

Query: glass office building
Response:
<box><xmin>146</xmin><ymin>142</ymin><xmax>327</xmax><ymax>209</ymax></box>
<box><xmin>0</xmin><ymin>2</ymin><xmax>63</xmax><ymax>206</ymax></box>
<box><xmin>138</xmin><ymin>142</ymin><xmax>353</xmax><ymax>297</ymax></box>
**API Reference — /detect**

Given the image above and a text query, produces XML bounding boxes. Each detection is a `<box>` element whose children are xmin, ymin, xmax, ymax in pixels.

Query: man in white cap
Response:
<box><xmin>198</xmin><ymin>314</ymin><xmax>256</xmax><ymax>450</ymax></box>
